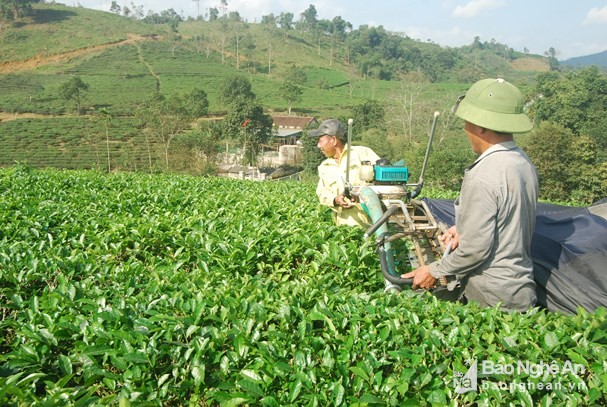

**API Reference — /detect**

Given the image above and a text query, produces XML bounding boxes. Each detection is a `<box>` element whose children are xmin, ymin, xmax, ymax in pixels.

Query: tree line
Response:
<box><xmin>35</xmin><ymin>62</ymin><xmax>607</xmax><ymax>205</ymax></box>
<box><xmin>147</xmin><ymin>66</ymin><xmax>607</xmax><ymax>204</ymax></box>
<box><xmin>3</xmin><ymin>1</ymin><xmax>605</xmax><ymax>204</ymax></box>
<box><xmin>2</xmin><ymin>1</ymin><xmax>560</xmax><ymax>82</ymax></box>
<box><xmin>304</xmin><ymin>66</ymin><xmax>607</xmax><ymax>205</ymax></box>
<box><xmin>101</xmin><ymin>1</ymin><xmax>558</xmax><ymax>82</ymax></box>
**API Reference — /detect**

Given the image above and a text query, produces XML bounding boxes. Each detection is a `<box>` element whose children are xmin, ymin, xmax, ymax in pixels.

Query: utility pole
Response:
<box><xmin>193</xmin><ymin>0</ymin><xmax>200</xmax><ymax>19</ymax></box>
<box><xmin>236</xmin><ymin>35</ymin><xmax>240</xmax><ymax>69</ymax></box>
<box><xmin>268</xmin><ymin>43</ymin><xmax>271</xmax><ymax>75</ymax></box>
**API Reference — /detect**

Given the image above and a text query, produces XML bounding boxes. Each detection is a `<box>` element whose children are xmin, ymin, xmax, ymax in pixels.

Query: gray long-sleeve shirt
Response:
<box><xmin>429</xmin><ymin>141</ymin><xmax>539</xmax><ymax>311</ymax></box>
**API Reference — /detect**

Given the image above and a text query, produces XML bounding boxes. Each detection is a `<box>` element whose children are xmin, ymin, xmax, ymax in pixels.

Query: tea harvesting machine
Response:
<box><xmin>344</xmin><ymin>113</ymin><xmax>455</xmax><ymax>293</ymax></box>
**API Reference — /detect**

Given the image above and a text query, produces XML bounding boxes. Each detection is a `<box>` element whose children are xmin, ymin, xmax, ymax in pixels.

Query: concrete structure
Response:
<box><xmin>271</xmin><ymin>115</ymin><xmax>318</xmax><ymax>145</ymax></box>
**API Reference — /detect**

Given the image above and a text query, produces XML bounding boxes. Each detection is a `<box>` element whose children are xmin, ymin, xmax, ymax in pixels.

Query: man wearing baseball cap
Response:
<box><xmin>309</xmin><ymin>118</ymin><xmax>380</xmax><ymax>227</ymax></box>
<box><xmin>403</xmin><ymin>78</ymin><xmax>539</xmax><ymax>312</ymax></box>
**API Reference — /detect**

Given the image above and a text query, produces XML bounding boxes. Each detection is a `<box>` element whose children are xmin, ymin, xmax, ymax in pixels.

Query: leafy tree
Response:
<box><xmin>136</xmin><ymin>88</ymin><xmax>209</xmax><ymax>170</ymax></box>
<box><xmin>227</xmin><ymin>11</ymin><xmax>241</xmax><ymax>22</ymax></box>
<box><xmin>277</xmin><ymin>12</ymin><xmax>294</xmax><ymax>32</ymax></box>
<box><xmin>525</xmin><ymin>123</ymin><xmax>607</xmax><ymax>204</ymax></box>
<box><xmin>109</xmin><ymin>1</ymin><xmax>120</xmax><ymax>14</ymax></box>
<box><xmin>357</xmin><ymin>54</ymin><xmax>383</xmax><ymax>79</ymax></box>
<box><xmin>299</xmin><ymin>4</ymin><xmax>318</xmax><ymax>32</ymax></box>
<box><xmin>260</xmin><ymin>13</ymin><xmax>276</xmax><ymax>27</ymax></box>
<box><xmin>568</xmin><ymin>135</ymin><xmax>607</xmax><ymax>203</ymax></box>
<box><xmin>525</xmin><ymin>122</ymin><xmax>575</xmax><ymax>201</ymax></box>
<box><xmin>218</xmin><ymin>76</ymin><xmax>256</xmax><ymax>106</ymax></box>
<box><xmin>59</xmin><ymin>76</ymin><xmax>89</xmax><ymax>114</ymax></box>
<box><xmin>278</xmin><ymin>80</ymin><xmax>303</xmax><ymax>115</ymax></box>
<box><xmin>359</xmin><ymin>128</ymin><xmax>392</xmax><ymax>158</ymax></box>
<box><xmin>142</xmin><ymin>7</ymin><xmax>183</xmax><ymax>30</ymax></box>
<box><xmin>284</xmin><ymin>65</ymin><xmax>307</xmax><ymax>85</ymax></box>
<box><xmin>301</xmin><ymin>133</ymin><xmax>324</xmax><ymax>176</ymax></box>
<box><xmin>331</xmin><ymin>16</ymin><xmax>352</xmax><ymax>41</ymax></box>
<box><xmin>544</xmin><ymin>47</ymin><xmax>560</xmax><ymax>71</ymax></box>
<box><xmin>472</xmin><ymin>36</ymin><xmax>483</xmax><ymax>49</ymax></box>
<box><xmin>317</xmin><ymin>18</ymin><xmax>332</xmax><ymax>36</ymax></box>
<box><xmin>174</xmin><ymin>121</ymin><xmax>222</xmax><ymax>174</ymax></box>
<box><xmin>222</xmin><ymin>99</ymin><xmax>273</xmax><ymax>165</ymax></box>
<box><xmin>351</xmin><ymin>99</ymin><xmax>386</xmax><ymax>135</ymax></box>
<box><xmin>129</xmin><ymin>2</ymin><xmax>144</xmax><ymax>20</ymax></box>
<box><xmin>530</xmin><ymin>66</ymin><xmax>607</xmax><ymax>149</ymax></box>
<box><xmin>0</xmin><ymin>0</ymin><xmax>40</xmax><ymax>26</ymax></box>
<box><xmin>238</xmin><ymin>33</ymin><xmax>256</xmax><ymax>72</ymax></box>
<box><xmin>209</xmin><ymin>7</ymin><xmax>218</xmax><ymax>21</ymax></box>
<box><xmin>419</xmin><ymin>137</ymin><xmax>474</xmax><ymax>191</ymax></box>
<box><xmin>219</xmin><ymin>0</ymin><xmax>227</xmax><ymax>16</ymax></box>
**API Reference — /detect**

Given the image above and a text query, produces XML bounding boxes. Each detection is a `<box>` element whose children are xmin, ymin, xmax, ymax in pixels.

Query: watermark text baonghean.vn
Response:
<box><xmin>453</xmin><ymin>359</ymin><xmax>587</xmax><ymax>394</ymax></box>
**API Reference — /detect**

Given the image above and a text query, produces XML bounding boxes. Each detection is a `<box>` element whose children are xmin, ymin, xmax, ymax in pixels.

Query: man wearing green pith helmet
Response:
<box><xmin>403</xmin><ymin>78</ymin><xmax>539</xmax><ymax>312</ymax></box>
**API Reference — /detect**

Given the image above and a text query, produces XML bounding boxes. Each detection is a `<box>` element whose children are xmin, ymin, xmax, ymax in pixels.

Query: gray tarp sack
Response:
<box><xmin>422</xmin><ymin>197</ymin><xmax>607</xmax><ymax>315</ymax></box>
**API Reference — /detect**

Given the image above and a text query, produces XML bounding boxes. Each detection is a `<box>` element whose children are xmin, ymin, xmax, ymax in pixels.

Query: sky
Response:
<box><xmin>69</xmin><ymin>0</ymin><xmax>607</xmax><ymax>60</ymax></box>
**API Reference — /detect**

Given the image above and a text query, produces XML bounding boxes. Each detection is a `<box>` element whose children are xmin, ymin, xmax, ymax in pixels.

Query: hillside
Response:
<box><xmin>0</xmin><ymin>3</ymin><xmax>550</xmax><ymax>173</ymax></box>
<box><xmin>561</xmin><ymin>50</ymin><xmax>607</xmax><ymax>69</ymax></box>
<box><xmin>0</xmin><ymin>4</ymin><xmax>164</xmax><ymax>64</ymax></box>
<box><xmin>0</xmin><ymin>3</ymin><xmax>549</xmax><ymax>113</ymax></box>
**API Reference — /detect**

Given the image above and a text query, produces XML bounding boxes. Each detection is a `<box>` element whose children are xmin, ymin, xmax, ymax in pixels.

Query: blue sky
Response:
<box><xmin>72</xmin><ymin>0</ymin><xmax>607</xmax><ymax>59</ymax></box>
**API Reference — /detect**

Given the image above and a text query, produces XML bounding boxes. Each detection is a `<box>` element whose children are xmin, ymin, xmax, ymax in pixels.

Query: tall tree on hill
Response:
<box><xmin>59</xmin><ymin>76</ymin><xmax>89</xmax><ymax>114</ymax></box>
<box><xmin>529</xmin><ymin>66</ymin><xmax>607</xmax><ymax>151</ymax></box>
<box><xmin>109</xmin><ymin>1</ymin><xmax>120</xmax><ymax>14</ymax></box>
<box><xmin>239</xmin><ymin>33</ymin><xmax>256</xmax><ymax>72</ymax></box>
<box><xmin>386</xmin><ymin>78</ymin><xmax>429</xmax><ymax>143</ymax></box>
<box><xmin>0</xmin><ymin>0</ymin><xmax>40</xmax><ymax>26</ymax></box>
<box><xmin>218</xmin><ymin>76</ymin><xmax>272</xmax><ymax>165</ymax></box>
<box><xmin>174</xmin><ymin>121</ymin><xmax>222</xmax><ymax>174</ymax></box>
<box><xmin>129</xmin><ymin>2</ymin><xmax>144</xmax><ymax>20</ymax></box>
<box><xmin>544</xmin><ymin>47</ymin><xmax>560</xmax><ymax>71</ymax></box>
<box><xmin>222</xmin><ymin>99</ymin><xmax>273</xmax><ymax>166</ymax></box>
<box><xmin>136</xmin><ymin>88</ymin><xmax>209</xmax><ymax>170</ymax></box>
<box><xmin>351</xmin><ymin>99</ymin><xmax>386</xmax><ymax>136</ymax></box>
<box><xmin>284</xmin><ymin>65</ymin><xmax>307</xmax><ymax>85</ymax></box>
<box><xmin>277</xmin><ymin>12</ymin><xmax>294</xmax><ymax>38</ymax></box>
<box><xmin>278</xmin><ymin>80</ymin><xmax>303</xmax><ymax>115</ymax></box>
<box><xmin>299</xmin><ymin>4</ymin><xmax>317</xmax><ymax>33</ymax></box>
<box><xmin>261</xmin><ymin>13</ymin><xmax>276</xmax><ymax>28</ymax></box>
<box><xmin>219</xmin><ymin>0</ymin><xmax>228</xmax><ymax>17</ymax></box>
<box><xmin>328</xmin><ymin>16</ymin><xmax>352</xmax><ymax>65</ymax></box>
<box><xmin>219</xmin><ymin>18</ymin><xmax>228</xmax><ymax>63</ymax></box>
<box><xmin>217</xmin><ymin>76</ymin><xmax>256</xmax><ymax>106</ymax></box>
<box><xmin>209</xmin><ymin>7</ymin><xmax>219</xmax><ymax>21</ymax></box>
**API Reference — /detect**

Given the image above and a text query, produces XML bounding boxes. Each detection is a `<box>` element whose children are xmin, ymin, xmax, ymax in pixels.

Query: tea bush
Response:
<box><xmin>0</xmin><ymin>168</ymin><xmax>605</xmax><ymax>405</ymax></box>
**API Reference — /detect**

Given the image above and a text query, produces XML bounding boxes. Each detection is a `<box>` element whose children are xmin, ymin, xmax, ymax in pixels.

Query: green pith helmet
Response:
<box><xmin>454</xmin><ymin>78</ymin><xmax>533</xmax><ymax>133</ymax></box>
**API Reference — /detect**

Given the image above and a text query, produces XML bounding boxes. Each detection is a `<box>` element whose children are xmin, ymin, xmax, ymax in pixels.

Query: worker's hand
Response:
<box><xmin>334</xmin><ymin>193</ymin><xmax>354</xmax><ymax>208</ymax></box>
<box><xmin>402</xmin><ymin>265</ymin><xmax>437</xmax><ymax>290</ymax></box>
<box><xmin>440</xmin><ymin>225</ymin><xmax>460</xmax><ymax>250</ymax></box>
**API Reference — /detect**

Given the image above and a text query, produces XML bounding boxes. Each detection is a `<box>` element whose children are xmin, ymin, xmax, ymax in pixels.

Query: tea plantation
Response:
<box><xmin>0</xmin><ymin>167</ymin><xmax>605</xmax><ymax>405</ymax></box>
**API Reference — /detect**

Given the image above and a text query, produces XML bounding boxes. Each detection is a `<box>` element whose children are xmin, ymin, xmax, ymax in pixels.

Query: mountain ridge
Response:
<box><xmin>561</xmin><ymin>50</ymin><xmax>607</xmax><ymax>68</ymax></box>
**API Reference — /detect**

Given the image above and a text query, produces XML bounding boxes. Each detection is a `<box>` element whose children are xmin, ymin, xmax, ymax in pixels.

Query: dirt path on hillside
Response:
<box><xmin>0</xmin><ymin>112</ymin><xmax>60</xmax><ymax>122</ymax></box>
<box><xmin>0</xmin><ymin>33</ymin><xmax>158</xmax><ymax>75</ymax></box>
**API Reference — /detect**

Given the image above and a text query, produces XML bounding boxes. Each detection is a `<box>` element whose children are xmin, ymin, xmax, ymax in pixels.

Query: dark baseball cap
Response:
<box><xmin>308</xmin><ymin>119</ymin><xmax>346</xmax><ymax>140</ymax></box>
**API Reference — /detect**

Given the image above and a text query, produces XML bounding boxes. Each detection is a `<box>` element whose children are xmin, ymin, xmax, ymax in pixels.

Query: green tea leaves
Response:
<box><xmin>0</xmin><ymin>168</ymin><xmax>603</xmax><ymax>406</ymax></box>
